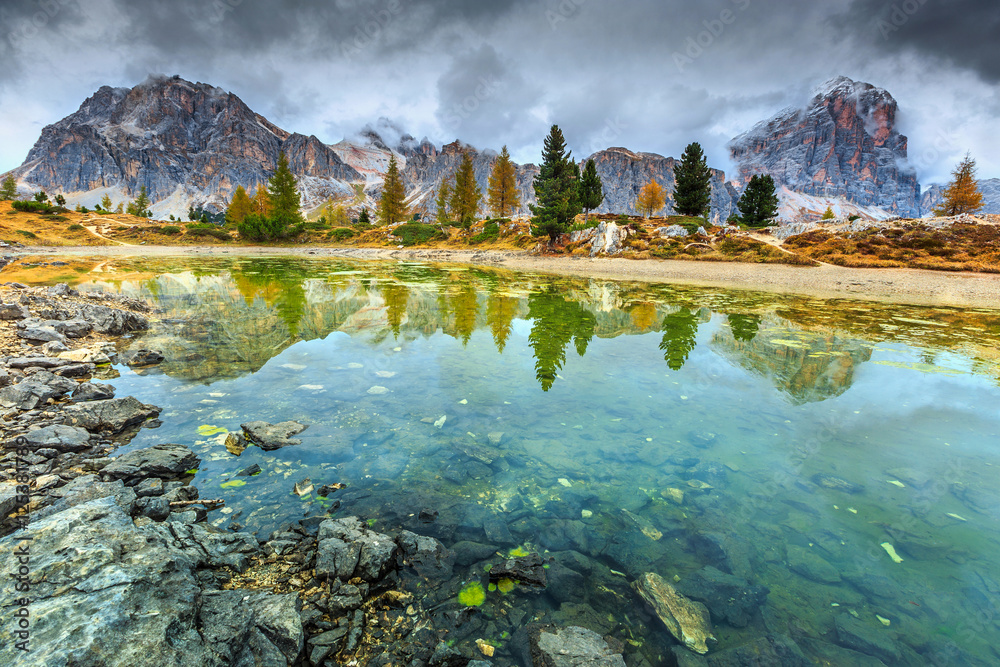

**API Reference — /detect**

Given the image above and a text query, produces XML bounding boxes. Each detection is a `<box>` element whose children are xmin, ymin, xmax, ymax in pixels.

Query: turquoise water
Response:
<box><xmin>12</xmin><ymin>256</ymin><xmax>1000</xmax><ymax>665</ymax></box>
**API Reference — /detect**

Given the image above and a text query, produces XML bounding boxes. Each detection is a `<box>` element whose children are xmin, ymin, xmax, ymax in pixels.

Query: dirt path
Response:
<box><xmin>81</xmin><ymin>216</ymin><xmax>136</xmax><ymax>246</ymax></box>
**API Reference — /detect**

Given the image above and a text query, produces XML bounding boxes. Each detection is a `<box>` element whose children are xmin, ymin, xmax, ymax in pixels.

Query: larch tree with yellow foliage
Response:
<box><xmin>250</xmin><ymin>185</ymin><xmax>272</xmax><ymax>217</ymax></box>
<box><xmin>636</xmin><ymin>179</ymin><xmax>666</xmax><ymax>218</ymax></box>
<box><xmin>225</xmin><ymin>185</ymin><xmax>252</xmax><ymax>226</ymax></box>
<box><xmin>935</xmin><ymin>153</ymin><xmax>984</xmax><ymax>217</ymax></box>
<box><xmin>487</xmin><ymin>145</ymin><xmax>520</xmax><ymax>219</ymax></box>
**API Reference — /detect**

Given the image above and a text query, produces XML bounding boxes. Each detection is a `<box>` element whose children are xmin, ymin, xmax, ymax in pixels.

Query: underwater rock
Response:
<box><xmin>675</xmin><ymin>566</ymin><xmax>769</xmax><ymax>628</ymax></box>
<box><xmin>834</xmin><ymin>614</ymin><xmax>901</xmax><ymax>663</ymax></box>
<box><xmin>241</xmin><ymin>420</ymin><xmax>307</xmax><ymax>451</ymax></box>
<box><xmin>812</xmin><ymin>473</ymin><xmax>864</xmax><ymax>494</ymax></box>
<box><xmin>482</xmin><ymin>513</ymin><xmax>516</xmax><ymax>546</ymax></box>
<box><xmin>633</xmin><ymin>572</ymin><xmax>715</xmax><ymax>655</ymax></box>
<box><xmin>236</xmin><ymin>463</ymin><xmax>261</xmax><ymax>477</ymax></box>
<box><xmin>224</xmin><ymin>431</ymin><xmax>247</xmax><ymax>455</ymax></box>
<box><xmin>706</xmin><ymin>634</ymin><xmax>812</xmax><ymax>666</ymax></box>
<box><xmin>530</xmin><ymin>625</ymin><xmax>626</xmax><ymax>667</ymax></box>
<box><xmin>452</xmin><ymin>540</ymin><xmax>497</xmax><ymax>567</ymax></box>
<box><xmin>691</xmin><ymin>531</ymin><xmax>754</xmax><ymax>580</ymax></box>
<box><xmin>490</xmin><ymin>552</ymin><xmax>547</xmax><ymax>588</ymax></box>
<box><xmin>688</xmin><ymin>431</ymin><xmax>718</xmax><ymax>449</ymax></box>
<box><xmin>397</xmin><ymin>530</ymin><xmax>454</xmax><ymax>580</ymax></box>
<box><xmin>787</xmin><ymin>545</ymin><xmax>841</xmax><ymax>584</ymax></box>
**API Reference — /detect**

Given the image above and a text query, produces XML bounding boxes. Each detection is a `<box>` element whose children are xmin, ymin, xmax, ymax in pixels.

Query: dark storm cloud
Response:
<box><xmin>0</xmin><ymin>0</ymin><xmax>87</xmax><ymax>76</ymax></box>
<box><xmin>834</xmin><ymin>0</ymin><xmax>1000</xmax><ymax>82</ymax></box>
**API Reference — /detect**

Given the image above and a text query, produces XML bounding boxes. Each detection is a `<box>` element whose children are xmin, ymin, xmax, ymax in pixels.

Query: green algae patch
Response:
<box><xmin>220</xmin><ymin>479</ymin><xmax>246</xmax><ymax>489</ymax></box>
<box><xmin>507</xmin><ymin>546</ymin><xmax>530</xmax><ymax>558</ymax></box>
<box><xmin>496</xmin><ymin>578</ymin><xmax>515</xmax><ymax>594</ymax></box>
<box><xmin>458</xmin><ymin>581</ymin><xmax>486</xmax><ymax>607</ymax></box>
<box><xmin>198</xmin><ymin>424</ymin><xmax>228</xmax><ymax>436</ymax></box>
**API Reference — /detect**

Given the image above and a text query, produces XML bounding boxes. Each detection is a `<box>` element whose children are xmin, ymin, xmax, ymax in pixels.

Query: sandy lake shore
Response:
<box><xmin>11</xmin><ymin>244</ymin><xmax>1000</xmax><ymax>309</ymax></box>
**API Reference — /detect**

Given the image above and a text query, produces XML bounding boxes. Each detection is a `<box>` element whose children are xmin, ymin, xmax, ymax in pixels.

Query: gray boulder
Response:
<box><xmin>15</xmin><ymin>321</ymin><xmax>65</xmax><ymax>344</ymax></box>
<box><xmin>590</xmin><ymin>221</ymin><xmax>630</xmax><ymax>256</ymax></box>
<box><xmin>100</xmin><ymin>443</ymin><xmax>199</xmax><ymax>485</ymax></box>
<box><xmin>316</xmin><ymin>516</ymin><xmax>398</xmax><ymax>582</ymax></box>
<box><xmin>148</xmin><ymin>520</ymin><xmax>258</xmax><ymax>571</ymax></box>
<box><xmin>397</xmin><ymin>530</ymin><xmax>454</xmax><ymax>580</ymax></box>
<box><xmin>18</xmin><ymin>424</ymin><xmax>92</xmax><ymax>452</ymax></box>
<box><xmin>241</xmin><ymin>420</ymin><xmax>307</xmax><ymax>451</ymax></box>
<box><xmin>5</xmin><ymin>356</ymin><xmax>70</xmax><ymax>370</ymax></box>
<box><xmin>47</xmin><ymin>282</ymin><xmax>76</xmax><ymax>297</ymax></box>
<box><xmin>134</xmin><ymin>496</ymin><xmax>171</xmax><ymax>521</ymax></box>
<box><xmin>834</xmin><ymin>614</ymin><xmax>901</xmax><ymax>663</ymax></box>
<box><xmin>659</xmin><ymin>224</ymin><xmax>690</xmax><ymax>238</ymax></box>
<box><xmin>0</xmin><ymin>303</ymin><xmax>28</xmax><ymax>320</ymax></box>
<box><xmin>530</xmin><ymin>625</ymin><xmax>626</xmax><ymax>667</ymax></box>
<box><xmin>71</xmin><ymin>381</ymin><xmax>116</xmax><ymax>402</ymax></box>
<box><xmin>0</xmin><ymin>379</ymin><xmax>61</xmax><ymax>410</ymax></box>
<box><xmin>76</xmin><ymin>303</ymin><xmax>149</xmax><ymax>335</ymax></box>
<box><xmin>124</xmin><ymin>348</ymin><xmax>165</xmax><ymax>367</ymax></box>
<box><xmin>62</xmin><ymin>396</ymin><xmax>161</xmax><ymax>433</ymax></box>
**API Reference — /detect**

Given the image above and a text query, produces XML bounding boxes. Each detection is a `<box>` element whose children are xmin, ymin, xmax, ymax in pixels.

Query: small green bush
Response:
<box><xmin>303</xmin><ymin>221</ymin><xmax>329</xmax><ymax>231</ymax></box>
<box><xmin>328</xmin><ymin>228</ymin><xmax>357</xmax><ymax>242</ymax></box>
<box><xmin>13</xmin><ymin>200</ymin><xmax>53</xmax><ymax>214</ymax></box>
<box><xmin>160</xmin><ymin>225</ymin><xmax>182</xmax><ymax>235</ymax></box>
<box><xmin>67</xmin><ymin>224</ymin><xmax>85</xmax><ymax>231</ymax></box>
<box><xmin>47</xmin><ymin>215</ymin><xmax>69</xmax><ymax>222</ymax></box>
<box><xmin>17</xmin><ymin>229</ymin><xmax>37</xmax><ymax>238</ymax></box>
<box><xmin>470</xmin><ymin>220</ymin><xmax>500</xmax><ymax>244</ymax></box>
<box><xmin>186</xmin><ymin>222</ymin><xmax>215</xmax><ymax>230</ymax></box>
<box><xmin>391</xmin><ymin>223</ymin><xmax>446</xmax><ymax>247</ymax></box>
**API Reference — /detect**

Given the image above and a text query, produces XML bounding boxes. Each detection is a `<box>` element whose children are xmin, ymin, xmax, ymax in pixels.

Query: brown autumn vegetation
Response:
<box><xmin>784</xmin><ymin>222</ymin><xmax>1000</xmax><ymax>273</ymax></box>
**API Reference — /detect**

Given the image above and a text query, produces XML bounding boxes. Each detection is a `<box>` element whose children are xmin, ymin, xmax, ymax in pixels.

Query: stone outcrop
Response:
<box><xmin>730</xmin><ymin>76</ymin><xmax>921</xmax><ymax>217</ymax></box>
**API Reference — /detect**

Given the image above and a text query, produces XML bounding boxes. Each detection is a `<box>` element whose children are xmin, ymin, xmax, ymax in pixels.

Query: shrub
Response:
<box><xmin>186</xmin><ymin>222</ymin><xmax>216</xmax><ymax>230</ymax></box>
<box><xmin>159</xmin><ymin>225</ymin><xmax>182</xmax><ymax>235</ymax></box>
<box><xmin>67</xmin><ymin>224</ymin><xmax>85</xmax><ymax>231</ymax></box>
<box><xmin>303</xmin><ymin>221</ymin><xmax>329</xmax><ymax>231</ymax></box>
<box><xmin>328</xmin><ymin>228</ymin><xmax>357</xmax><ymax>242</ymax></box>
<box><xmin>47</xmin><ymin>215</ymin><xmax>69</xmax><ymax>222</ymax></box>
<box><xmin>17</xmin><ymin>230</ymin><xmax>37</xmax><ymax>238</ymax></box>
<box><xmin>470</xmin><ymin>220</ymin><xmax>500</xmax><ymax>244</ymax></box>
<box><xmin>187</xmin><ymin>227</ymin><xmax>230</xmax><ymax>241</ymax></box>
<box><xmin>391</xmin><ymin>223</ymin><xmax>446</xmax><ymax>247</ymax></box>
<box><xmin>13</xmin><ymin>200</ymin><xmax>52</xmax><ymax>214</ymax></box>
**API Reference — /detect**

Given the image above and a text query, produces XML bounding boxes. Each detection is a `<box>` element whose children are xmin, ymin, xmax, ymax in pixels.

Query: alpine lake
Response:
<box><xmin>10</xmin><ymin>255</ymin><xmax>1000</xmax><ymax>666</ymax></box>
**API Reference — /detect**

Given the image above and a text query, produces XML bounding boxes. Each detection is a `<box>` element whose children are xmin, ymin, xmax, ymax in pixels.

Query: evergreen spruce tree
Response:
<box><xmin>0</xmin><ymin>175</ymin><xmax>16</xmax><ymax>201</ymax></box>
<box><xmin>434</xmin><ymin>177</ymin><xmax>453</xmax><ymax>225</ymax></box>
<box><xmin>736</xmin><ymin>174</ymin><xmax>780</xmax><ymax>228</ymax></box>
<box><xmin>357</xmin><ymin>207</ymin><xmax>372</xmax><ymax>227</ymax></box>
<box><xmin>578</xmin><ymin>159</ymin><xmax>604</xmax><ymax>221</ymax></box>
<box><xmin>450</xmin><ymin>152</ymin><xmax>482</xmax><ymax>229</ymax></box>
<box><xmin>100</xmin><ymin>193</ymin><xmax>113</xmax><ymax>210</ymax></box>
<box><xmin>225</xmin><ymin>185</ymin><xmax>252</xmax><ymax>226</ymax></box>
<box><xmin>935</xmin><ymin>152</ymin><xmax>984</xmax><ymax>216</ymax></box>
<box><xmin>267</xmin><ymin>151</ymin><xmax>303</xmax><ymax>231</ymax></box>
<box><xmin>487</xmin><ymin>145</ymin><xmax>521</xmax><ymax>219</ymax></box>
<box><xmin>377</xmin><ymin>154</ymin><xmax>407</xmax><ymax>226</ymax></box>
<box><xmin>127</xmin><ymin>186</ymin><xmax>150</xmax><ymax>217</ymax></box>
<box><xmin>530</xmin><ymin>125</ymin><xmax>582</xmax><ymax>244</ymax></box>
<box><xmin>673</xmin><ymin>142</ymin><xmax>712</xmax><ymax>218</ymax></box>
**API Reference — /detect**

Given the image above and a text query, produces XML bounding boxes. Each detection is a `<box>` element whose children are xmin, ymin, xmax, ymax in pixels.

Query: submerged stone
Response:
<box><xmin>633</xmin><ymin>572</ymin><xmax>715</xmax><ymax>655</ymax></box>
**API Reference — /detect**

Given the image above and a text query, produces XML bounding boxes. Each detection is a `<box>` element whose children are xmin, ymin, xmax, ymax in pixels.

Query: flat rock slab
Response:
<box><xmin>18</xmin><ymin>424</ymin><xmax>93</xmax><ymax>452</ymax></box>
<box><xmin>531</xmin><ymin>625</ymin><xmax>626</xmax><ymax>667</ymax></box>
<box><xmin>490</xmin><ymin>553</ymin><xmax>547</xmax><ymax>588</ymax></box>
<box><xmin>100</xmin><ymin>443</ymin><xmax>200</xmax><ymax>485</ymax></box>
<box><xmin>316</xmin><ymin>516</ymin><xmax>398</xmax><ymax>582</ymax></box>
<box><xmin>835</xmin><ymin>613</ymin><xmax>901</xmax><ymax>663</ymax></box>
<box><xmin>62</xmin><ymin>396</ymin><xmax>161</xmax><ymax>433</ymax></box>
<box><xmin>241</xmin><ymin>420</ymin><xmax>307</xmax><ymax>451</ymax></box>
<box><xmin>633</xmin><ymin>572</ymin><xmax>715</xmax><ymax>655</ymax></box>
<box><xmin>787</xmin><ymin>545</ymin><xmax>841</xmax><ymax>584</ymax></box>
<box><xmin>676</xmin><ymin>565</ymin><xmax>769</xmax><ymax>628</ymax></box>
<box><xmin>5</xmin><ymin>356</ymin><xmax>71</xmax><ymax>369</ymax></box>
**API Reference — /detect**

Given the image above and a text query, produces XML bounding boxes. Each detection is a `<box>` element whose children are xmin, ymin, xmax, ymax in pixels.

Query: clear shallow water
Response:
<box><xmin>12</xmin><ymin>256</ymin><xmax>1000</xmax><ymax>665</ymax></box>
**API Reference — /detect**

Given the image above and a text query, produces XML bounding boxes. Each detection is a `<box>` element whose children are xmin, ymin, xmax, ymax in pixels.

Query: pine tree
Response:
<box><xmin>674</xmin><ymin>142</ymin><xmax>712</xmax><ymax>218</ymax></box>
<box><xmin>34</xmin><ymin>191</ymin><xmax>48</xmax><ymax>203</ymax></box>
<box><xmin>225</xmin><ymin>185</ymin><xmax>252</xmax><ymax>226</ymax></box>
<box><xmin>450</xmin><ymin>152</ymin><xmax>482</xmax><ymax>229</ymax></box>
<box><xmin>378</xmin><ymin>154</ymin><xmax>407</xmax><ymax>226</ymax></box>
<box><xmin>636</xmin><ymin>180</ymin><xmax>666</xmax><ymax>218</ymax></box>
<box><xmin>54</xmin><ymin>194</ymin><xmax>66</xmax><ymax>206</ymax></box>
<box><xmin>935</xmin><ymin>153</ymin><xmax>984</xmax><ymax>216</ymax></box>
<box><xmin>487</xmin><ymin>145</ymin><xmax>520</xmax><ymax>219</ymax></box>
<box><xmin>435</xmin><ymin>177</ymin><xmax>453</xmax><ymax>225</ymax></box>
<box><xmin>579</xmin><ymin>159</ymin><xmax>604</xmax><ymax>221</ymax></box>
<box><xmin>357</xmin><ymin>207</ymin><xmax>371</xmax><ymax>227</ymax></box>
<box><xmin>100</xmin><ymin>193</ymin><xmax>113</xmax><ymax>210</ymax></box>
<box><xmin>736</xmin><ymin>174</ymin><xmax>780</xmax><ymax>228</ymax></box>
<box><xmin>530</xmin><ymin>125</ymin><xmax>582</xmax><ymax>244</ymax></box>
<box><xmin>267</xmin><ymin>151</ymin><xmax>303</xmax><ymax>229</ymax></box>
<box><xmin>0</xmin><ymin>175</ymin><xmax>16</xmax><ymax>201</ymax></box>
<box><xmin>821</xmin><ymin>206</ymin><xmax>835</xmax><ymax>220</ymax></box>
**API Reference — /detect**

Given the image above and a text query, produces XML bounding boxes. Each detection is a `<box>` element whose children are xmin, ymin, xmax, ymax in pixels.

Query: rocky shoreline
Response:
<box><xmin>0</xmin><ymin>282</ymin><xmax>643</xmax><ymax>666</ymax></box>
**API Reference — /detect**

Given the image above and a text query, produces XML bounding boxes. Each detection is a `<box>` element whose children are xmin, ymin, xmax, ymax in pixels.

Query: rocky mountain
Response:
<box><xmin>920</xmin><ymin>178</ymin><xmax>1000</xmax><ymax>216</ymax></box>
<box><xmin>729</xmin><ymin>76</ymin><xmax>921</xmax><ymax>218</ymax></box>
<box><xmin>5</xmin><ymin>75</ymin><xmax>744</xmax><ymax>222</ymax></box>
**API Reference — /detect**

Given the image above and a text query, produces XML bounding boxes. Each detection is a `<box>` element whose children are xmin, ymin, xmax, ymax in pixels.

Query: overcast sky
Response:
<box><xmin>1</xmin><ymin>0</ymin><xmax>998</xmax><ymax>184</ymax></box>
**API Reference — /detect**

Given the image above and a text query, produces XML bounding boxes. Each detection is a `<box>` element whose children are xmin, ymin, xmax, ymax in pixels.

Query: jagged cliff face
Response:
<box><xmin>729</xmin><ymin>76</ymin><xmax>921</xmax><ymax>217</ymax></box>
<box><xmin>586</xmin><ymin>147</ymin><xmax>738</xmax><ymax>223</ymax></box>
